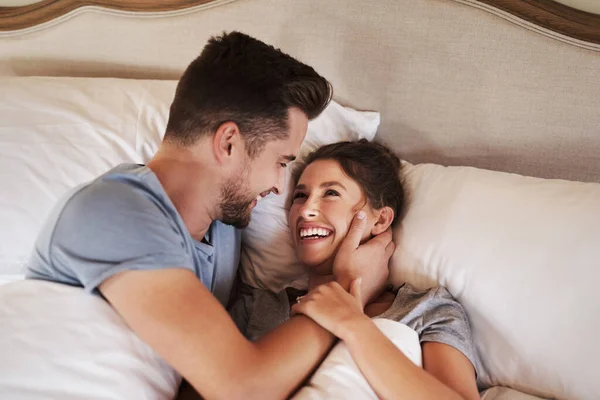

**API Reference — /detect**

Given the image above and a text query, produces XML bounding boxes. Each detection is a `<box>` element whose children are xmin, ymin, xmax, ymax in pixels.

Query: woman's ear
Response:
<box><xmin>371</xmin><ymin>206</ymin><xmax>395</xmax><ymax>235</ymax></box>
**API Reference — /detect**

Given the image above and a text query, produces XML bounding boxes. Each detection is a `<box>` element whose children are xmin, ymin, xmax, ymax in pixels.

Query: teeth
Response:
<box><xmin>256</xmin><ymin>195</ymin><xmax>261</xmax><ymax>202</ymax></box>
<box><xmin>299</xmin><ymin>227</ymin><xmax>331</xmax><ymax>238</ymax></box>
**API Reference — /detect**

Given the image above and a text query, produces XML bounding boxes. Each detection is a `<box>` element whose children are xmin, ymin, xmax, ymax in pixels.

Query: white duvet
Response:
<box><xmin>0</xmin><ymin>280</ymin><xmax>180</xmax><ymax>400</ymax></box>
<box><xmin>0</xmin><ymin>279</ymin><xmax>424</xmax><ymax>400</ymax></box>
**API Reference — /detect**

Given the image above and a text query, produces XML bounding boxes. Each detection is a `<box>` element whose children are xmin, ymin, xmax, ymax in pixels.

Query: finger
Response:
<box><xmin>367</xmin><ymin>228</ymin><xmax>393</xmax><ymax>249</ymax></box>
<box><xmin>291</xmin><ymin>301</ymin><xmax>306</xmax><ymax>316</ymax></box>
<box><xmin>339</xmin><ymin>209</ymin><xmax>368</xmax><ymax>252</ymax></box>
<box><xmin>349</xmin><ymin>278</ymin><xmax>363</xmax><ymax>304</ymax></box>
<box><xmin>326</xmin><ymin>281</ymin><xmax>344</xmax><ymax>291</ymax></box>
<box><xmin>291</xmin><ymin>304</ymin><xmax>300</xmax><ymax>316</ymax></box>
<box><xmin>384</xmin><ymin>240</ymin><xmax>396</xmax><ymax>259</ymax></box>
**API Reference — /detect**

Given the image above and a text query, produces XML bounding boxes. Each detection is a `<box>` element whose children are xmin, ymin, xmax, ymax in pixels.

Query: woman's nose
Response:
<box><xmin>300</xmin><ymin>198</ymin><xmax>319</xmax><ymax>219</ymax></box>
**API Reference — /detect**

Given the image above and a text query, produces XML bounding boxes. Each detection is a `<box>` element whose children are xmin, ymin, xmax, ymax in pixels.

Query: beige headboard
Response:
<box><xmin>1</xmin><ymin>0</ymin><xmax>599</xmax><ymax>183</ymax></box>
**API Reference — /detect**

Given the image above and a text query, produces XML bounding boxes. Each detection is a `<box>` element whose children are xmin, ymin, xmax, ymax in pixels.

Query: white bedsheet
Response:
<box><xmin>0</xmin><ymin>280</ymin><xmax>180</xmax><ymax>400</ymax></box>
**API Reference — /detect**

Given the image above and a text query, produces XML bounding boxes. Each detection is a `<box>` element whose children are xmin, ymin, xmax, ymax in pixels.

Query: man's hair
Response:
<box><xmin>164</xmin><ymin>31</ymin><xmax>333</xmax><ymax>157</ymax></box>
<box><xmin>292</xmin><ymin>139</ymin><xmax>405</xmax><ymax>225</ymax></box>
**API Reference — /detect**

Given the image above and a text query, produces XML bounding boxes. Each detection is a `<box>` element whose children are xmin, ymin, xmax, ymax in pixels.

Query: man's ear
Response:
<box><xmin>371</xmin><ymin>206</ymin><xmax>395</xmax><ymax>235</ymax></box>
<box><xmin>213</xmin><ymin>121</ymin><xmax>242</xmax><ymax>165</ymax></box>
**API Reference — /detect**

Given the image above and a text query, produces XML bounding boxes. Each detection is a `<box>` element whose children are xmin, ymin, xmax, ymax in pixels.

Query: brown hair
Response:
<box><xmin>164</xmin><ymin>31</ymin><xmax>333</xmax><ymax>157</ymax></box>
<box><xmin>292</xmin><ymin>139</ymin><xmax>404</xmax><ymax>224</ymax></box>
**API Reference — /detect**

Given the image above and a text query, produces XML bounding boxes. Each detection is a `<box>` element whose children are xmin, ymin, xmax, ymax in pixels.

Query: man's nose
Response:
<box><xmin>273</xmin><ymin>168</ymin><xmax>286</xmax><ymax>196</ymax></box>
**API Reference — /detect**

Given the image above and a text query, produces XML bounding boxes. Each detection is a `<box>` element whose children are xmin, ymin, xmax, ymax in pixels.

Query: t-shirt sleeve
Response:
<box><xmin>50</xmin><ymin>179</ymin><xmax>194</xmax><ymax>294</ymax></box>
<box><xmin>418</xmin><ymin>287</ymin><xmax>477</xmax><ymax>367</ymax></box>
<box><xmin>390</xmin><ymin>285</ymin><xmax>479</xmax><ymax>375</ymax></box>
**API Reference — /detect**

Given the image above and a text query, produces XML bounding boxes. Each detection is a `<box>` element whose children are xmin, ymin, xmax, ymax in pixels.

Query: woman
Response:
<box><xmin>231</xmin><ymin>140</ymin><xmax>480</xmax><ymax>400</ymax></box>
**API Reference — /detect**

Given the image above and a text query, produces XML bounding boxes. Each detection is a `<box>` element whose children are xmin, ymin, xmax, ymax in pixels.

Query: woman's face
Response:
<box><xmin>288</xmin><ymin>159</ymin><xmax>375</xmax><ymax>272</ymax></box>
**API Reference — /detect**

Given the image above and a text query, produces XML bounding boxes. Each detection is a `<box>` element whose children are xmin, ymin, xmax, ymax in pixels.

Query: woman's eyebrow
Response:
<box><xmin>294</xmin><ymin>181</ymin><xmax>347</xmax><ymax>191</ymax></box>
<box><xmin>321</xmin><ymin>181</ymin><xmax>347</xmax><ymax>191</ymax></box>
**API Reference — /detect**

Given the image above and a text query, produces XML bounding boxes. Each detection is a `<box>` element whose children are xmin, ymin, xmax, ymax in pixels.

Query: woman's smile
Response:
<box><xmin>289</xmin><ymin>159</ymin><xmax>370</xmax><ymax>271</ymax></box>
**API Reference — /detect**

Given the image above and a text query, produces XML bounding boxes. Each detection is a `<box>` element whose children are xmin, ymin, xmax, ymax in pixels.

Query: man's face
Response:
<box><xmin>219</xmin><ymin>108</ymin><xmax>308</xmax><ymax>228</ymax></box>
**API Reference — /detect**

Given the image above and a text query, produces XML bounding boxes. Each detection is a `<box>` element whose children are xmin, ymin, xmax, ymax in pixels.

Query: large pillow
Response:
<box><xmin>0</xmin><ymin>77</ymin><xmax>375</xmax><ymax>286</ymax></box>
<box><xmin>240</xmin><ymin>102</ymin><xmax>380</xmax><ymax>291</ymax></box>
<box><xmin>391</xmin><ymin>163</ymin><xmax>600</xmax><ymax>400</ymax></box>
<box><xmin>0</xmin><ymin>280</ymin><xmax>180</xmax><ymax>399</ymax></box>
<box><xmin>0</xmin><ymin>77</ymin><xmax>174</xmax><ymax>281</ymax></box>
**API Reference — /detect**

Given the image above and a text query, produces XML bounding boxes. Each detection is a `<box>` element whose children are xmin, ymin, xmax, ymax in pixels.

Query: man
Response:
<box><xmin>27</xmin><ymin>32</ymin><xmax>393</xmax><ymax>399</ymax></box>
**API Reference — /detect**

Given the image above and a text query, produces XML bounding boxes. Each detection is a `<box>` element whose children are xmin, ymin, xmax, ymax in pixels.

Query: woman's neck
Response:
<box><xmin>308</xmin><ymin>273</ymin><xmax>334</xmax><ymax>290</ymax></box>
<box><xmin>307</xmin><ymin>258</ymin><xmax>334</xmax><ymax>290</ymax></box>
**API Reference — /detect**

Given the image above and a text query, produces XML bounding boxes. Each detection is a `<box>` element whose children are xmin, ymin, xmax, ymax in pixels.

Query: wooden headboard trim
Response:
<box><xmin>0</xmin><ymin>0</ymin><xmax>599</xmax><ymax>48</ymax></box>
<box><xmin>476</xmin><ymin>0</ymin><xmax>600</xmax><ymax>45</ymax></box>
<box><xmin>0</xmin><ymin>0</ymin><xmax>224</xmax><ymax>31</ymax></box>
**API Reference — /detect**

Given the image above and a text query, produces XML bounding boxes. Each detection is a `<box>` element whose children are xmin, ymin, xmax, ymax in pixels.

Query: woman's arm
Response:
<box><xmin>422</xmin><ymin>342</ymin><xmax>479</xmax><ymax>400</ymax></box>
<box><xmin>342</xmin><ymin>316</ymin><xmax>469</xmax><ymax>400</ymax></box>
<box><xmin>293</xmin><ymin>281</ymin><xmax>479</xmax><ymax>400</ymax></box>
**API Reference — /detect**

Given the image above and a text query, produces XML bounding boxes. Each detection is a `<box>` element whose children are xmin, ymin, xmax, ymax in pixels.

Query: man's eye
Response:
<box><xmin>325</xmin><ymin>189</ymin><xmax>340</xmax><ymax>197</ymax></box>
<box><xmin>280</xmin><ymin>163</ymin><xmax>288</xmax><ymax>168</ymax></box>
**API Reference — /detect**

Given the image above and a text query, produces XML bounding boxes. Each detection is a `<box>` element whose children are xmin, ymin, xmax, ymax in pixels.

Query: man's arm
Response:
<box><xmin>100</xmin><ymin>268</ymin><xmax>334</xmax><ymax>400</ymax></box>
<box><xmin>99</xmin><ymin>211</ymin><xmax>393</xmax><ymax>399</ymax></box>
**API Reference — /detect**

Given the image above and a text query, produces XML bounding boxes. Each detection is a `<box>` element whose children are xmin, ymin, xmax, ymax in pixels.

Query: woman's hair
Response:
<box><xmin>292</xmin><ymin>139</ymin><xmax>405</xmax><ymax>225</ymax></box>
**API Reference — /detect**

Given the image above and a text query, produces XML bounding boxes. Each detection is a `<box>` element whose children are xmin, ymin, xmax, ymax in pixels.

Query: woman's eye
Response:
<box><xmin>324</xmin><ymin>189</ymin><xmax>340</xmax><ymax>197</ymax></box>
<box><xmin>292</xmin><ymin>192</ymin><xmax>307</xmax><ymax>200</ymax></box>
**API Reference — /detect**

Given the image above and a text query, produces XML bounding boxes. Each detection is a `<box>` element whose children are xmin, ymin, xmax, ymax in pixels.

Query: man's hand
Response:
<box><xmin>333</xmin><ymin>210</ymin><xmax>395</xmax><ymax>307</ymax></box>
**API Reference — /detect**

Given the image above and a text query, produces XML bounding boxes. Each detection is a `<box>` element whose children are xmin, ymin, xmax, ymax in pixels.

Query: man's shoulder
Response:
<box><xmin>47</xmin><ymin>162</ymin><xmax>186</xmax><ymax>257</ymax></box>
<box><xmin>64</xmin><ymin>164</ymin><xmax>170</xmax><ymax>218</ymax></box>
<box><xmin>27</xmin><ymin>164</ymin><xmax>196</xmax><ymax>292</ymax></box>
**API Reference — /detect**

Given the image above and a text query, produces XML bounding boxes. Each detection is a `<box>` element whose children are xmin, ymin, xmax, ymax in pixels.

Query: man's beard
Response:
<box><xmin>219</xmin><ymin>172</ymin><xmax>255</xmax><ymax>229</ymax></box>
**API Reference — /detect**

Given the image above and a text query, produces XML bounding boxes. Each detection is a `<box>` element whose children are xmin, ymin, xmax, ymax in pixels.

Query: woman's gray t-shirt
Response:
<box><xmin>230</xmin><ymin>283</ymin><xmax>479</xmax><ymax>374</ymax></box>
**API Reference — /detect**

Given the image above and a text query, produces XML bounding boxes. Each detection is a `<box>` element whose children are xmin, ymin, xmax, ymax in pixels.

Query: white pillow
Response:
<box><xmin>0</xmin><ymin>77</ymin><xmax>174</xmax><ymax>277</ymax></box>
<box><xmin>391</xmin><ymin>163</ymin><xmax>600</xmax><ymax>400</ymax></box>
<box><xmin>240</xmin><ymin>101</ymin><xmax>380</xmax><ymax>291</ymax></box>
<box><xmin>0</xmin><ymin>280</ymin><xmax>180</xmax><ymax>400</ymax></box>
<box><xmin>292</xmin><ymin>319</ymin><xmax>421</xmax><ymax>400</ymax></box>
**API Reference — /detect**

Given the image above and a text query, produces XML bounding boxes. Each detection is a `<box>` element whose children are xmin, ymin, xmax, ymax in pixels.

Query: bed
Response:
<box><xmin>0</xmin><ymin>1</ymin><xmax>599</xmax><ymax>399</ymax></box>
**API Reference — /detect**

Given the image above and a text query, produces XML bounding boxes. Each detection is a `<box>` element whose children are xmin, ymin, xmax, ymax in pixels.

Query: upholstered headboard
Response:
<box><xmin>1</xmin><ymin>0</ymin><xmax>599</xmax><ymax>182</ymax></box>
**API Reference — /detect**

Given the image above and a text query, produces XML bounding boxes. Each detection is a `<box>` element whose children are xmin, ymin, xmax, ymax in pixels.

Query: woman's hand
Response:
<box><xmin>291</xmin><ymin>279</ymin><xmax>370</xmax><ymax>339</ymax></box>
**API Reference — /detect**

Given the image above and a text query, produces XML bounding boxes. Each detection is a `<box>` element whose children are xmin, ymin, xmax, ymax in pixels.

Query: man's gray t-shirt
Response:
<box><xmin>27</xmin><ymin>164</ymin><xmax>241</xmax><ymax>306</ymax></box>
<box><xmin>230</xmin><ymin>283</ymin><xmax>480</xmax><ymax>374</ymax></box>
